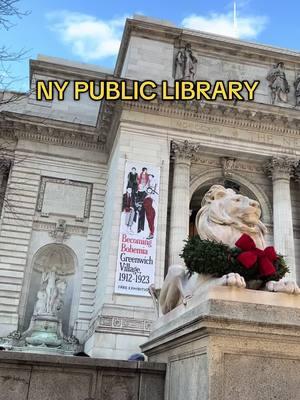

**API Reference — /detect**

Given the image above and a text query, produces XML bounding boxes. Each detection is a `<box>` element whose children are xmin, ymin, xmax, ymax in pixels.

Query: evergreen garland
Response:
<box><xmin>180</xmin><ymin>236</ymin><xmax>288</xmax><ymax>284</ymax></box>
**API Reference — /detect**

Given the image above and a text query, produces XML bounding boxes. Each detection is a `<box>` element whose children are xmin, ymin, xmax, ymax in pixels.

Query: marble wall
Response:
<box><xmin>0</xmin><ymin>139</ymin><xmax>107</xmax><ymax>339</ymax></box>
<box><xmin>0</xmin><ymin>351</ymin><xmax>165</xmax><ymax>400</ymax></box>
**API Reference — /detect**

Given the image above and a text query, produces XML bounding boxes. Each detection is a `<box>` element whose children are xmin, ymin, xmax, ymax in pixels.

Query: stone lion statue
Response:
<box><xmin>158</xmin><ymin>185</ymin><xmax>299</xmax><ymax>315</ymax></box>
<box><xmin>196</xmin><ymin>185</ymin><xmax>267</xmax><ymax>250</ymax></box>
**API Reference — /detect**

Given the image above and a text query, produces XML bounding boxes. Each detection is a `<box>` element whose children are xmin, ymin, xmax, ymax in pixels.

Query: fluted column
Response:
<box><xmin>169</xmin><ymin>141</ymin><xmax>199</xmax><ymax>265</ymax></box>
<box><xmin>265</xmin><ymin>157</ymin><xmax>298</xmax><ymax>280</ymax></box>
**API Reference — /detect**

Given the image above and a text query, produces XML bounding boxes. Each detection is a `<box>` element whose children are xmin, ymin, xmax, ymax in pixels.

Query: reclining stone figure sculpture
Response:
<box><xmin>157</xmin><ymin>185</ymin><xmax>300</xmax><ymax>315</ymax></box>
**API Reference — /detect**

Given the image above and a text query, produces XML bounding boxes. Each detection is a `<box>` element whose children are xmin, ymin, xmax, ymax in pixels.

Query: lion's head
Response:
<box><xmin>196</xmin><ymin>185</ymin><xmax>267</xmax><ymax>249</ymax></box>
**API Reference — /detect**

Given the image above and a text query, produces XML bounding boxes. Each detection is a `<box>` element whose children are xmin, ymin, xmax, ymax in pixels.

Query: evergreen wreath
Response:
<box><xmin>180</xmin><ymin>234</ymin><xmax>288</xmax><ymax>283</ymax></box>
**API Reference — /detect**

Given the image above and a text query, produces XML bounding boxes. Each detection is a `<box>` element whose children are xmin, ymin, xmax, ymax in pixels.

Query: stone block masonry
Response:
<box><xmin>0</xmin><ymin>351</ymin><xmax>166</xmax><ymax>400</ymax></box>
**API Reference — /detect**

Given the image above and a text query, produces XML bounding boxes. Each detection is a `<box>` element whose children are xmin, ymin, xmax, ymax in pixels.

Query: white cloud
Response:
<box><xmin>47</xmin><ymin>12</ymin><xmax>128</xmax><ymax>61</ymax></box>
<box><xmin>182</xmin><ymin>12</ymin><xmax>268</xmax><ymax>40</ymax></box>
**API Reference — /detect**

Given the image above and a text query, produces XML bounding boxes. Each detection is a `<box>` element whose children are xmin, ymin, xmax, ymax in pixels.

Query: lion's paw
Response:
<box><xmin>265</xmin><ymin>280</ymin><xmax>300</xmax><ymax>295</ymax></box>
<box><xmin>221</xmin><ymin>273</ymin><xmax>246</xmax><ymax>288</ymax></box>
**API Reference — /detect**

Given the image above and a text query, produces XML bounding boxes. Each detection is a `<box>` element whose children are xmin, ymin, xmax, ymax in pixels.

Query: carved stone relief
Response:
<box><xmin>0</xmin><ymin>244</ymin><xmax>81</xmax><ymax>353</ymax></box>
<box><xmin>174</xmin><ymin>43</ymin><xmax>198</xmax><ymax>81</ymax></box>
<box><xmin>295</xmin><ymin>73</ymin><xmax>300</xmax><ymax>106</ymax></box>
<box><xmin>49</xmin><ymin>219</ymin><xmax>70</xmax><ymax>243</ymax></box>
<box><xmin>85</xmin><ymin>315</ymin><xmax>153</xmax><ymax>342</ymax></box>
<box><xmin>266</xmin><ymin>62</ymin><xmax>290</xmax><ymax>104</ymax></box>
<box><xmin>221</xmin><ymin>157</ymin><xmax>237</xmax><ymax>177</ymax></box>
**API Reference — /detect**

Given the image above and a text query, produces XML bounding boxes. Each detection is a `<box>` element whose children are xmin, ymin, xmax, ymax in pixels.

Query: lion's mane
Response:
<box><xmin>195</xmin><ymin>185</ymin><xmax>267</xmax><ymax>249</ymax></box>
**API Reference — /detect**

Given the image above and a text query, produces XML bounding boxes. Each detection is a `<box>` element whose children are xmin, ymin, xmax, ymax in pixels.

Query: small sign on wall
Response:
<box><xmin>115</xmin><ymin>161</ymin><xmax>160</xmax><ymax>296</ymax></box>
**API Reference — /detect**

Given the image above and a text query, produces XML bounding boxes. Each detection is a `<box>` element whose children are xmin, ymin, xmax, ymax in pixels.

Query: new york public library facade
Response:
<box><xmin>1</xmin><ymin>14</ymin><xmax>300</xmax><ymax>369</ymax></box>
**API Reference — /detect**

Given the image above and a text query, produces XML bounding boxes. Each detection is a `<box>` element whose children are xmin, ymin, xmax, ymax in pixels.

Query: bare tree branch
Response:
<box><xmin>0</xmin><ymin>0</ymin><xmax>29</xmax><ymax>30</ymax></box>
<box><xmin>0</xmin><ymin>2</ymin><xmax>31</xmax><ymax>220</ymax></box>
<box><xmin>0</xmin><ymin>0</ymin><xmax>30</xmax><ymax>103</ymax></box>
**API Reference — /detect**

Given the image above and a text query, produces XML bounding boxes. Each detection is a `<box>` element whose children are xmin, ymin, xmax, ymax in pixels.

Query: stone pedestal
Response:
<box><xmin>25</xmin><ymin>315</ymin><xmax>63</xmax><ymax>347</ymax></box>
<box><xmin>141</xmin><ymin>287</ymin><xmax>300</xmax><ymax>400</ymax></box>
<box><xmin>0</xmin><ymin>351</ymin><xmax>166</xmax><ymax>400</ymax></box>
<box><xmin>0</xmin><ymin>314</ymin><xmax>81</xmax><ymax>355</ymax></box>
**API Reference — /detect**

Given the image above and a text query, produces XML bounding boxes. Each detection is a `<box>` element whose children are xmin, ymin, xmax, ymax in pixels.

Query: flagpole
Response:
<box><xmin>233</xmin><ymin>1</ymin><xmax>238</xmax><ymax>37</ymax></box>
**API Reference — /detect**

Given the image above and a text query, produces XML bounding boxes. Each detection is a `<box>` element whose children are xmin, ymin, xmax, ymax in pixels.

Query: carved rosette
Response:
<box><xmin>171</xmin><ymin>140</ymin><xmax>201</xmax><ymax>163</ymax></box>
<box><xmin>264</xmin><ymin>157</ymin><xmax>299</xmax><ymax>181</ymax></box>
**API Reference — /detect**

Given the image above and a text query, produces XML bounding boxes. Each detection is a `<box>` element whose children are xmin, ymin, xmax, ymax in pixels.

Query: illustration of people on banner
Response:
<box><xmin>122</xmin><ymin>166</ymin><xmax>158</xmax><ymax>240</ymax></box>
<box><xmin>116</xmin><ymin>161</ymin><xmax>160</xmax><ymax>296</ymax></box>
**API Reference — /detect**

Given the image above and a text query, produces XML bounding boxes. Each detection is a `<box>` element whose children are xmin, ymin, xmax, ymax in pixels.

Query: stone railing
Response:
<box><xmin>0</xmin><ymin>351</ymin><xmax>166</xmax><ymax>400</ymax></box>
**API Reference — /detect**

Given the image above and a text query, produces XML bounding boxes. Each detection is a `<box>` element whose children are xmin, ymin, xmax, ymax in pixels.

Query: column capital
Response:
<box><xmin>264</xmin><ymin>156</ymin><xmax>298</xmax><ymax>180</ymax></box>
<box><xmin>171</xmin><ymin>140</ymin><xmax>201</xmax><ymax>163</ymax></box>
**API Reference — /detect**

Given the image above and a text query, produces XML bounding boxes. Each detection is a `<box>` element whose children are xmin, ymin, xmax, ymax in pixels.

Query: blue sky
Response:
<box><xmin>1</xmin><ymin>0</ymin><xmax>300</xmax><ymax>91</ymax></box>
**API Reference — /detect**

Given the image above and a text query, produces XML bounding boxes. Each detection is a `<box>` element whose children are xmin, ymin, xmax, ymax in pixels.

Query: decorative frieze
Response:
<box><xmin>86</xmin><ymin>315</ymin><xmax>153</xmax><ymax>341</ymax></box>
<box><xmin>49</xmin><ymin>219</ymin><xmax>70</xmax><ymax>243</ymax></box>
<box><xmin>0</xmin><ymin>113</ymin><xmax>106</xmax><ymax>151</ymax></box>
<box><xmin>32</xmin><ymin>221</ymin><xmax>89</xmax><ymax>236</ymax></box>
<box><xmin>118</xmin><ymin>97</ymin><xmax>300</xmax><ymax>140</ymax></box>
<box><xmin>192</xmin><ymin>157</ymin><xmax>219</xmax><ymax>167</ymax></box>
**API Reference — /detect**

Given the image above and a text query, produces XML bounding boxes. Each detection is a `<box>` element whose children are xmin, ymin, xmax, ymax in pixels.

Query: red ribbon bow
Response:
<box><xmin>235</xmin><ymin>234</ymin><xmax>277</xmax><ymax>277</ymax></box>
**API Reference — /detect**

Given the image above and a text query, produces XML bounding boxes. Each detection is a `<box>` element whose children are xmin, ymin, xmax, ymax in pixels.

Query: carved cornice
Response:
<box><xmin>115</xmin><ymin>18</ymin><xmax>300</xmax><ymax>79</ymax></box>
<box><xmin>117</xmin><ymin>97</ymin><xmax>300</xmax><ymax>139</ymax></box>
<box><xmin>191</xmin><ymin>156</ymin><xmax>265</xmax><ymax>174</ymax></box>
<box><xmin>264</xmin><ymin>156</ymin><xmax>299</xmax><ymax>180</ymax></box>
<box><xmin>0</xmin><ymin>112</ymin><xmax>107</xmax><ymax>151</ymax></box>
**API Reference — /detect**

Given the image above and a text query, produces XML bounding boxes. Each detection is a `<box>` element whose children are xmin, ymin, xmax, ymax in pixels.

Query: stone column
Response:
<box><xmin>265</xmin><ymin>157</ymin><xmax>298</xmax><ymax>280</ymax></box>
<box><xmin>169</xmin><ymin>141</ymin><xmax>198</xmax><ymax>265</ymax></box>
